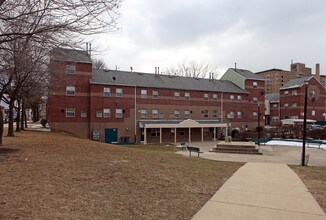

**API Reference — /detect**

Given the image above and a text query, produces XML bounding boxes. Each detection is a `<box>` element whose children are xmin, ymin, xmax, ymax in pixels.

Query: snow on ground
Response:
<box><xmin>267</xmin><ymin>140</ymin><xmax>326</xmax><ymax>150</ymax></box>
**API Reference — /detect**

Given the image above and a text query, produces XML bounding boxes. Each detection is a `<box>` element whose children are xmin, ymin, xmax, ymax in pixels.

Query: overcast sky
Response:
<box><xmin>93</xmin><ymin>0</ymin><xmax>326</xmax><ymax>78</ymax></box>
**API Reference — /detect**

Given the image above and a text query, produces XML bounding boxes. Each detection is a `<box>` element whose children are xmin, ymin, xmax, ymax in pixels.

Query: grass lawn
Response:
<box><xmin>291</xmin><ymin>166</ymin><xmax>326</xmax><ymax>213</ymax></box>
<box><xmin>0</xmin><ymin>131</ymin><xmax>243</xmax><ymax>219</ymax></box>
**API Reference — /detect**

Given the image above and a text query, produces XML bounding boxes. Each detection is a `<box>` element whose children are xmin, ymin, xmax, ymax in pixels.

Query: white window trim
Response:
<box><xmin>66</xmin><ymin>86</ymin><xmax>75</xmax><ymax>96</ymax></box>
<box><xmin>66</xmin><ymin>108</ymin><xmax>75</xmax><ymax>117</ymax></box>
<box><xmin>103</xmin><ymin>108</ymin><xmax>111</xmax><ymax>118</ymax></box>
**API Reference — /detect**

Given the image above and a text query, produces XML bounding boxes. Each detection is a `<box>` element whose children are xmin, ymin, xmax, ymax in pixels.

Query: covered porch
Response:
<box><xmin>139</xmin><ymin>119</ymin><xmax>229</xmax><ymax>144</ymax></box>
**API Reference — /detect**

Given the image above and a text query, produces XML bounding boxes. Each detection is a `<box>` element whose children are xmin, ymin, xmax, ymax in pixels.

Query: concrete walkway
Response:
<box><xmin>192</xmin><ymin>162</ymin><xmax>326</xmax><ymax>220</ymax></box>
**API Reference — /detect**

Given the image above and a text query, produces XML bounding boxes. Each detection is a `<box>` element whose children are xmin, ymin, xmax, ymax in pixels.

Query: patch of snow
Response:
<box><xmin>267</xmin><ymin>140</ymin><xmax>326</xmax><ymax>150</ymax></box>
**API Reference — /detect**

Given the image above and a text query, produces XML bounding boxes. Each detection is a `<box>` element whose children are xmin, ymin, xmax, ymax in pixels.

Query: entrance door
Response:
<box><xmin>105</xmin><ymin>128</ymin><xmax>118</xmax><ymax>143</ymax></box>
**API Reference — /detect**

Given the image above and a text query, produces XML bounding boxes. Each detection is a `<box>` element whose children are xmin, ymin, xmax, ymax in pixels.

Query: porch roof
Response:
<box><xmin>139</xmin><ymin>119</ymin><xmax>228</xmax><ymax>129</ymax></box>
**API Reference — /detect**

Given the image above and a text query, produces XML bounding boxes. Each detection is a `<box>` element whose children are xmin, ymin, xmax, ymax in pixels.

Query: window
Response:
<box><xmin>227</xmin><ymin>111</ymin><xmax>234</xmax><ymax>119</ymax></box>
<box><xmin>213</xmin><ymin>110</ymin><xmax>218</xmax><ymax>118</ymax></box>
<box><xmin>174</xmin><ymin>110</ymin><xmax>180</xmax><ymax>118</ymax></box>
<box><xmin>312</xmin><ymin>110</ymin><xmax>316</xmax><ymax>116</ymax></box>
<box><xmin>185</xmin><ymin>92</ymin><xmax>190</xmax><ymax>100</ymax></box>
<box><xmin>116</xmin><ymin>109</ymin><xmax>123</xmax><ymax>118</ymax></box>
<box><xmin>203</xmin><ymin>110</ymin><xmax>208</xmax><ymax>118</ymax></box>
<box><xmin>103</xmin><ymin>108</ymin><xmax>110</xmax><ymax>118</ymax></box>
<box><xmin>292</xmin><ymin>103</ymin><xmax>297</xmax><ymax>108</ymax></box>
<box><xmin>96</xmin><ymin>111</ymin><xmax>102</xmax><ymax>118</ymax></box>
<box><xmin>141</xmin><ymin>89</ymin><xmax>147</xmax><ymax>98</ymax></box>
<box><xmin>237</xmin><ymin>111</ymin><xmax>242</xmax><ymax>119</ymax></box>
<box><xmin>66</xmin><ymin>108</ymin><xmax>75</xmax><ymax>117</ymax></box>
<box><xmin>66</xmin><ymin>64</ymin><xmax>76</xmax><ymax>74</ymax></box>
<box><xmin>81</xmin><ymin>112</ymin><xmax>87</xmax><ymax>118</ymax></box>
<box><xmin>103</xmin><ymin>87</ymin><xmax>110</xmax><ymax>97</ymax></box>
<box><xmin>273</xmin><ymin>104</ymin><xmax>278</xmax><ymax>108</ymax></box>
<box><xmin>151</xmin><ymin>128</ymin><xmax>160</xmax><ymax>137</ymax></box>
<box><xmin>284</xmin><ymin>90</ymin><xmax>289</xmax><ymax>95</ymax></box>
<box><xmin>152</xmin><ymin>109</ymin><xmax>158</xmax><ymax>118</ymax></box>
<box><xmin>174</xmin><ymin>92</ymin><xmax>180</xmax><ymax>100</ymax></box>
<box><xmin>272</xmin><ymin>116</ymin><xmax>279</xmax><ymax>121</ymax></box>
<box><xmin>292</xmin><ymin>90</ymin><xmax>297</xmax><ymax>96</ymax></box>
<box><xmin>141</xmin><ymin>109</ymin><xmax>147</xmax><ymax>118</ymax></box>
<box><xmin>152</xmin><ymin>91</ymin><xmax>158</xmax><ymax>99</ymax></box>
<box><xmin>230</xmin><ymin>95</ymin><xmax>235</xmax><ymax>100</ymax></box>
<box><xmin>291</xmin><ymin>116</ymin><xmax>299</xmax><ymax>119</ymax></box>
<box><xmin>179</xmin><ymin>129</ymin><xmax>185</xmax><ymax>136</ymax></box>
<box><xmin>253</xmin><ymin>82</ymin><xmax>258</xmax><ymax>88</ymax></box>
<box><xmin>253</xmin><ymin>112</ymin><xmax>258</xmax><ymax>119</ymax></box>
<box><xmin>184</xmin><ymin>110</ymin><xmax>190</xmax><ymax>119</ymax></box>
<box><xmin>284</xmin><ymin>103</ymin><xmax>289</xmax><ymax>109</ymax></box>
<box><xmin>169</xmin><ymin>112</ymin><xmax>174</xmax><ymax>118</ymax></box>
<box><xmin>159</xmin><ymin>112</ymin><xmax>164</xmax><ymax>119</ymax></box>
<box><xmin>204</xmin><ymin>93</ymin><xmax>209</xmax><ymax>101</ymax></box>
<box><xmin>116</xmin><ymin>88</ymin><xmax>123</xmax><ymax>97</ymax></box>
<box><xmin>237</xmin><ymin>95</ymin><xmax>242</xmax><ymax>101</ymax></box>
<box><xmin>66</xmin><ymin>86</ymin><xmax>75</xmax><ymax>96</ymax></box>
<box><xmin>253</xmin><ymin>97</ymin><xmax>258</xmax><ymax>103</ymax></box>
<box><xmin>213</xmin><ymin>94</ymin><xmax>218</xmax><ymax>101</ymax></box>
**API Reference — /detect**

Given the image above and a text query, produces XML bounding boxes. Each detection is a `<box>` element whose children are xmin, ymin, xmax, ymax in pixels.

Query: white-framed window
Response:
<box><xmin>80</xmin><ymin>112</ymin><xmax>87</xmax><ymax>118</ymax></box>
<box><xmin>184</xmin><ymin>110</ymin><xmax>190</xmax><ymax>119</ymax></box>
<box><xmin>116</xmin><ymin>109</ymin><xmax>123</xmax><ymax>118</ymax></box>
<box><xmin>253</xmin><ymin>112</ymin><xmax>258</xmax><ymax>119</ymax></box>
<box><xmin>116</xmin><ymin>88</ymin><xmax>123</xmax><ymax>97</ymax></box>
<box><xmin>253</xmin><ymin>81</ymin><xmax>258</xmax><ymax>88</ymax></box>
<box><xmin>213</xmin><ymin>94</ymin><xmax>218</xmax><ymax>101</ymax></box>
<box><xmin>96</xmin><ymin>111</ymin><xmax>102</xmax><ymax>118</ymax></box>
<box><xmin>152</xmin><ymin>109</ymin><xmax>158</xmax><ymax>118</ymax></box>
<box><xmin>141</xmin><ymin>89</ymin><xmax>147</xmax><ymax>98</ymax></box>
<box><xmin>103</xmin><ymin>108</ymin><xmax>111</xmax><ymax>118</ymax></box>
<box><xmin>174</xmin><ymin>92</ymin><xmax>180</xmax><ymax>100</ymax></box>
<box><xmin>141</xmin><ymin>109</ymin><xmax>147</xmax><ymax>118</ymax></box>
<box><xmin>159</xmin><ymin>112</ymin><xmax>164</xmax><ymax>119</ymax></box>
<box><xmin>66</xmin><ymin>86</ymin><xmax>75</xmax><ymax>96</ymax></box>
<box><xmin>203</xmin><ymin>110</ymin><xmax>209</xmax><ymax>118</ymax></box>
<box><xmin>291</xmin><ymin>116</ymin><xmax>299</xmax><ymax>119</ymax></box>
<box><xmin>272</xmin><ymin>116</ymin><xmax>279</xmax><ymax>121</ymax></box>
<box><xmin>169</xmin><ymin>112</ymin><xmax>174</xmax><ymax>118</ymax></box>
<box><xmin>237</xmin><ymin>95</ymin><xmax>242</xmax><ymax>101</ymax></box>
<box><xmin>284</xmin><ymin>103</ymin><xmax>289</xmax><ymax>109</ymax></box>
<box><xmin>66</xmin><ymin>108</ymin><xmax>75</xmax><ymax>117</ymax></box>
<box><xmin>292</xmin><ymin>90</ymin><xmax>297</xmax><ymax>96</ymax></box>
<box><xmin>66</xmin><ymin>64</ymin><xmax>76</xmax><ymax>74</ymax></box>
<box><xmin>292</xmin><ymin>103</ymin><xmax>297</xmax><ymax>108</ymax></box>
<box><xmin>253</xmin><ymin>97</ymin><xmax>258</xmax><ymax>103</ymax></box>
<box><xmin>237</xmin><ymin>111</ymin><xmax>242</xmax><ymax>119</ymax></box>
<box><xmin>185</xmin><ymin>92</ymin><xmax>190</xmax><ymax>100</ymax></box>
<box><xmin>204</xmin><ymin>93</ymin><xmax>209</xmax><ymax>101</ymax></box>
<box><xmin>151</xmin><ymin>128</ymin><xmax>160</xmax><ymax>137</ymax></box>
<box><xmin>103</xmin><ymin>87</ymin><xmax>110</xmax><ymax>97</ymax></box>
<box><xmin>273</xmin><ymin>104</ymin><xmax>278</xmax><ymax>108</ymax></box>
<box><xmin>284</xmin><ymin>90</ymin><xmax>289</xmax><ymax>95</ymax></box>
<box><xmin>230</xmin><ymin>95</ymin><xmax>235</xmax><ymax>100</ymax></box>
<box><xmin>228</xmin><ymin>111</ymin><xmax>234</xmax><ymax>119</ymax></box>
<box><xmin>152</xmin><ymin>90</ymin><xmax>158</xmax><ymax>99</ymax></box>
<box><xmin>174</xmin><ymin>110</ymin><xmax>180</xmax><ymax>118</ymax></box>
<box><xmin>312</xmin><ymin>110</ymin><xmax>316</xmax><ymax>116</ymax></box>
<box><xmin>213</xmin><ymin>110</ymin><xmax>218</xmax><ymax>118</ymax></box>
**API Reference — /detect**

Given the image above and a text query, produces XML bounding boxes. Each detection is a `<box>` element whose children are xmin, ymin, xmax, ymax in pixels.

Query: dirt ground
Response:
<box><xmin>0</xmin><ymin>131</ymin><xmax>242</xmax><ymax>220</ymax></box>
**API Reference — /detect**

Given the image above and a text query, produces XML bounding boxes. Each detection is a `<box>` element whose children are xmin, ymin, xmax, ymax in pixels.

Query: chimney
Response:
<box><xmin>316</xmin><ymin>63</ymin><xmax>320</xmax><ymax>81</ymax></box>
<box><xmin>158</xmin><ymin>67</ymin><xmax>160</xmax><ymax>74</ymax></box>
<box><xmin>155</xmin><ymin>67</ymin><xmax>157</xmax><ymax>74</ymax></box>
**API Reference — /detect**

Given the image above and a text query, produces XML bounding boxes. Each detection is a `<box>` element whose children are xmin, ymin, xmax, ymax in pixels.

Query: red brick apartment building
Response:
<box><xmin>265</xmin><ymin>76</ymin><xmax>326</xmax><ymax>126</ymax></box>
<box><xmin>47</xmin><ymin>49</ymin><xmax>265</xmax><ymax>144</ymax></box>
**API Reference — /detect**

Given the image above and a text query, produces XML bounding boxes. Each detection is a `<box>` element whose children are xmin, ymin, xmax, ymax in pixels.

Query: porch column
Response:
<box><xmin>174</xmin><ymin>127</ymin><xmax>177</xmax><ymax>144</ymax></box>
<box><xmin>144</xmin><ymin>127</ymin><xmax>147</xmax><ymax>144</ymax></box>
<box><xmin>213</xmin><ymin>127</ymin><xmax>216</xmax><ymax>142</ymax></box>
<box><xmin>201</xmin><ymin>127</ymin><xmax>204</xmax><ymax>142</ymax></box>
<box><xmin>188</xmin><ymin>127</ymin><xmax>191</xmax><ymax>143</ymax></box>
<box><xmin>225</xmin><ymin>126</ymin><xmax>228</xmax><ymax>136</ymax></box>
<box><xmin>159</xmin><ymin>127</ymin><xmax>162</xmax><ymax>144</ymax></box>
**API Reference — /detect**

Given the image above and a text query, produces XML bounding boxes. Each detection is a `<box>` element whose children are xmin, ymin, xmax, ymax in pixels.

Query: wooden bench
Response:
<box><xmin>187</xmin><ymin>146</ymin><xmax>204</xmax><ymax>157</ymax></box>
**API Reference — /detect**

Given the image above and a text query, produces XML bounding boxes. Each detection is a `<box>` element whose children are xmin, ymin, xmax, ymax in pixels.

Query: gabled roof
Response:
<box><xmin>280</xmin><ymin>76</ymin><xmax>314</xmax><ymax>90</ymax></box>
<box><xmin>265</xmin><ymin>93</ymin><xmax>279</xmax><ymax>102</ymax></box>
<box><xmin>230</xmin><ymin>68</ymin><xmax>263</xmax><ymax>80</ymax></box>
<box><xmin>51</xmin><ymin>48</ymin><xmax>92</xmax><ymax>63</ymax></box>
<box><xmin>256</xmin><ymin>69</ymin><xmax>288</xmax><ymax>74</ymax></box>
<box><xmin>91</xmin><ymin>69</ymin><xmax>248</xmax><ymax>94</ymax></box>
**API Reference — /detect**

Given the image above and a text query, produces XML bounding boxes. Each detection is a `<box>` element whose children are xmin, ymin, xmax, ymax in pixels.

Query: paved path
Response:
<box><xmin>192</xmin><ymin>162</ymin><xmax>326</xmax><ymax>220</ymax></box>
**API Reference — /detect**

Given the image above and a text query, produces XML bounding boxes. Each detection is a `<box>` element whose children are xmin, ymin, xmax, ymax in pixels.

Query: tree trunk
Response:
<box><xmin>21</xmin><ymin>99</ymin><xmax>25</xmax><ymax>130</ymax></box>
<box><xmin>16</xmin><ymin>99</ymin><xmax>21</xmax><ymax>132</ymax></box>
<box><xmin>7</xmin><ymin>100</ymin><xmax>14</xmax><ymax>137</ymax></box>
<box><xmin>32</xmin><ymin>107</ymin><xmax>40</xmax><ymax>122</ymax></box>
<box><xmin>0</xmin><ymin>110</ymin><xmax>3</xmax><ymax>145</ymax></box>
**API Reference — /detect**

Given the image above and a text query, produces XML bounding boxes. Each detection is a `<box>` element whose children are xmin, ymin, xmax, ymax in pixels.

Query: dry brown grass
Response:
<box><xmin>291</xmin><ymin>166</ymin><xmax>326</xmax><ymax>213</ymax></box>
<box><xmin>0</xmin><ymin>131</ymin><xmax>243</xmax><ymax>220</ymax></box>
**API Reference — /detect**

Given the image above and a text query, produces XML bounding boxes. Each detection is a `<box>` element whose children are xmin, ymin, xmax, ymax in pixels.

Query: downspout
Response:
<box><xmin>134</xmin><ymin>85</ymin><xmax>137</xmax><ymax>143</ymax></box>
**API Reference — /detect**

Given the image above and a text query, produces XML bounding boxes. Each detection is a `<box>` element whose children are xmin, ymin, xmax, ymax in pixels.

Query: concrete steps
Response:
<box><xmin>210</xmin><ymin>142</ymin><xmax>262</xmax><ymax>155</ymax></box>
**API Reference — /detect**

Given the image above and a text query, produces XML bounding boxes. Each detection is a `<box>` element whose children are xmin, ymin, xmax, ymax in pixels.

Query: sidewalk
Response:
<box><xmin>192</xmin><ymin>162</ymin><xmax>326</xmax><ymax>220</ymax></box>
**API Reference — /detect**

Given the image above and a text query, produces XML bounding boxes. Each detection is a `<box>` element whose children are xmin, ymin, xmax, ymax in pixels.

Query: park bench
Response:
<box><xmin>187</xmin><ymin>146</ymin><xmax>204</xmax><ymax>157</ymax></box>
<box><xmin>175</xmin><ymin>142</ymin><xmax>187</xmax><ymax>151</ymax></box>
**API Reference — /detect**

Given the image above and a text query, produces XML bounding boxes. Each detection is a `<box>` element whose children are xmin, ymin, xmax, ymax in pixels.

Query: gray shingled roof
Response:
<box><xmin>265</xmin><ymin>93</ymin><xmax>279</xmax><ymax>102</ymax></box>
<box><xmin>231</xmin><ymin>68</ymin><xmax>263</xmax><ymax>80</ymax></box>
<box><xmin>91</xmin><ymin>69</ymin><xmax>248</xmax><ymax>94</ymax></box>
<box><xmin>139</xmin><ymin>120</ymin><xmax>220</xmax><ymax>125</ymax></box>
<box><xmin>52</xmin><ymin>48</ymin><xmax>92</xmax><ymax>63</ymax></box>
<box><xmin>280</xmin><ymin>76</ymin><xmax>313</xmax><ymax>90</ymax></box>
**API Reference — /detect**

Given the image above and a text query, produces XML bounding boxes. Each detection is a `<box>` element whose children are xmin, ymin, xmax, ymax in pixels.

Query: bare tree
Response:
<box><xmin>165</xmin><ymin>59</ymin><xmax>218</xmax><ymax>79</ymax></box>
<box><xmin>93</xmin><ymin>58</ymin><xmax>107</xmax><ymax>69</ymax></box>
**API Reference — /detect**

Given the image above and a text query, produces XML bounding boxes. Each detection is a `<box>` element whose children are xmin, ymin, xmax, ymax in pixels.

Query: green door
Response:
<box><xmin>105</xmin><ymin>128</ymin><xmax>118</xmax><ymax>143</ymax></box>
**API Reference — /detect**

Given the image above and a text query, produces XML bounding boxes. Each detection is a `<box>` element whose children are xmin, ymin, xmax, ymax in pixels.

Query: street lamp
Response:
<box><xmin>257</xmin><ymin>104</ymin><xmax>260</xmax><ymax>145</ymax></box>
<box><xmin>301</xmin><ymin>80</ymin><xmax>309</xmax><ymax>166</ymax></box>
